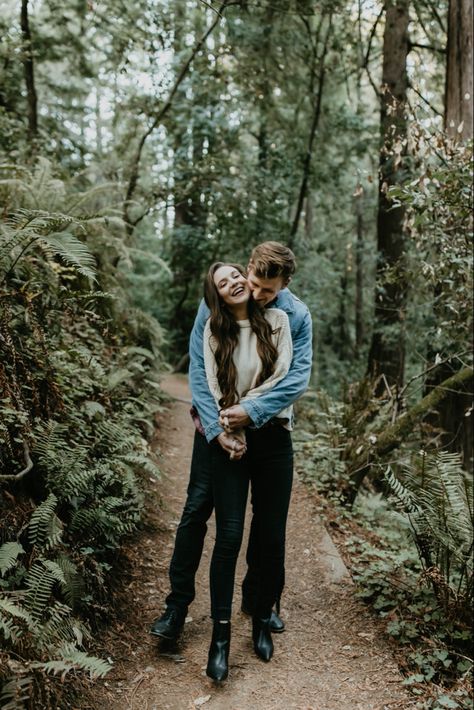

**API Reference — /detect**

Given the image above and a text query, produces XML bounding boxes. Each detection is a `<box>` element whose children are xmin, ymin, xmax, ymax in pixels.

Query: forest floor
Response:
<box><xmin>80</xmin><ymin>374</ymin><xmax>416</xmax><ymax>710</ymax></box>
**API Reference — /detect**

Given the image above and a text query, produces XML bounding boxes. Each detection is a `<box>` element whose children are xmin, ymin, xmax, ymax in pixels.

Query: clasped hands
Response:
<box><xmin>216</xmin><ymin>404</ymin><xmax>252</xmax><ymax>461</ymax></box>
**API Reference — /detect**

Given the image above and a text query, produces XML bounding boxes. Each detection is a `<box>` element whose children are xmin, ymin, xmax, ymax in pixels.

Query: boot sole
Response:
<box><xmin>150</xmin><ymin>628</ymin><xmax>182</xmax><ymax>640</ymax></box>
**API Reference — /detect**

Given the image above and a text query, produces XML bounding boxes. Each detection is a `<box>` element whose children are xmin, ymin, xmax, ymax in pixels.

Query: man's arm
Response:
<box><xmin>222</xmin><ymin>309</ymin><xmax>312</xmax><ymax>429</ymax></box>
<box><xmin>188</xmin><ymin>299</ymin><xmax>225</xmax><ymax>442</ymax></box>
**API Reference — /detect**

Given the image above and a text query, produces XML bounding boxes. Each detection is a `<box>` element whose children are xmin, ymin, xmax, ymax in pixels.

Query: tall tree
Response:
<box><xmin>444</xmin><ymin>0</ymin><xmax>473</xmax><ymax>140</ymax></box>
<box><xmin>367</xmin><ymin>0</ymin><xmax>410</xmax><ymax>390</ymax></box>
<box><xmin>20</xmin><ymin>0</ymin><xmax>38</xmax><ymax>143</ymax></box>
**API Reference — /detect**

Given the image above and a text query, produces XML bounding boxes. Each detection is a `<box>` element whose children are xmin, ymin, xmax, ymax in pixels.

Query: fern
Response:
<box><xmin>33</xmin><ymin>648</ymin><xmax>111</xmax><ymax>679</ymax></box>
<box><xmin>25</xmin><ymin>559</ymin><xmax>67</xmax><ymax>620</ymax></box>
<box><xmin>40</xmin><ymin>230</ymin><xmax>96</xmax><ymax>280</ymax></box>
<box><xmin>0</xmin><ymin>675</ymin><xmax>33</xmax><ymax>710</ymax></box>
<box><xmin>28</xmin><ymin>494</ymin><xmax>62</xmax><ymax>549</ymax></box>
<box><xmin>0</xmin><ymin>542</ymin><xmax>25</xmax><ymax>577</ymax></box>
<box><xmin>385</xmin><ymin>451</ymin><xmax>474</xmax><ymax>607</ymax></box>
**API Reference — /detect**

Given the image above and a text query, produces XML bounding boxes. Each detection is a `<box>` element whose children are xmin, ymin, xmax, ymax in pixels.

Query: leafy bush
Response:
<box><xmin>0</xmin><ymin>161</ymin><xmax>165</xmax><ymax>709</ymax></box>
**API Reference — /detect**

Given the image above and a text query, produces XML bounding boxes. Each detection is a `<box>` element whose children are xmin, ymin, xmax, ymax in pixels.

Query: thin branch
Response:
<box><xmin>0</xmin><ymin>441</ymin><xmax>33</xmax><ymax>482</ymax></box>
<box><xmin>0</xmin><ymin>237</ymin><xmax>37</xmax><ymax>287</ymax></box>
<box><xmin>288</xmin><ymin>14</ymin><xmax>332</xmax><ymax>245</ymax></box>
<box><xmin>364</xmin><ymin>64</ymin><xmax>382</xmax><ymax>101</ymax></box>
<box><xmin>362</xmin><ymin>5</ymin><xmax>385</xmax><ymax>69</ymax></box>
<box><xmin>409</xmin><ymin>41</ymin><xmax>445</xmax><ymax>54</ymax></box>
<box><xmin>408</xmin><ymin>79</ymin><xmax>443</xmax><ymax>116</ymax></box>
<box><xmin>399</xmin><ymin>350</ymin><xmax>471</xmax><ymax>398</ymax></box>
<box><xmin>123</xmin><ymin>0</ymin><xmax>233</xmax><ymax>234</ymax></box>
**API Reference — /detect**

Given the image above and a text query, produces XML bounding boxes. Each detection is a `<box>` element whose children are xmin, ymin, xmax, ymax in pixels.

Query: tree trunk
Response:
<box><xmin>444</xmin><ymin>0</ymin><xmax>473</xmax><ymax>140</ymax></box>
<box><xmin>367</xmin><ymin>0</ymin><xmax>409</xmax><ymax>391</ymax></box>
<box><xmin>20</xmin><ymin>0</ymin><xmax>38</xmax><ymax>142</ymax></box>
<box><xmin>354</xmin><ymin>192</ymin><xmax>365</xmax><ymax>354</ymax></box>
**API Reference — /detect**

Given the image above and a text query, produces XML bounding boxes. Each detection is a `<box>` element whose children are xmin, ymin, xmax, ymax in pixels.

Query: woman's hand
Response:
<box><xmin>217</xmin><ymin>432</ymin><xmax>246</xmax><ymax>460</ymax></box>
<box><xmin>219</xmin><ymin>405</ymin><xmax>252</xmax><ymax>431</ymax></box>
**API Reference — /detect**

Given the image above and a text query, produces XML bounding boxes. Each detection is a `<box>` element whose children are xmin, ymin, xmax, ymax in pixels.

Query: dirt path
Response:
<box><xmin>83</xmin><ymin>374</ymin><xmax>414</xmax><ymax>710</ymax></box>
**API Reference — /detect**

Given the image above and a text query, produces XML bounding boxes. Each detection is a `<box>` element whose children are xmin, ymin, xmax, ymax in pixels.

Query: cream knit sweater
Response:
<box><xmin>203</xmin><ymin>308</ymin><xmax>293</xmax><ymax>439</ymax></box>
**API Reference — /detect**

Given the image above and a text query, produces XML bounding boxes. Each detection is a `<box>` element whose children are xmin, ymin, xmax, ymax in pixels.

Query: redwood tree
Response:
<box><xmin>367</xmin><ymin>0</ymin><xmax>410</xmax><ymax>390</ymax></box>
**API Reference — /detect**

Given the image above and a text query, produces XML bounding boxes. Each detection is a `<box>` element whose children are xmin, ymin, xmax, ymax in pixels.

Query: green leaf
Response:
<box><xmin>40</xmin><ymin>231</ymin><xmax>97</xmax><ymax>280</ymax></box>
<box><xmin>436</xmin><ymin>695</ymin><xmax>460</xmax><ymax>709</ymax></box>
<box><xmin>0</xmin><ymin>542</ymin><xmax>25</xmax><ymax>576</ymax></box>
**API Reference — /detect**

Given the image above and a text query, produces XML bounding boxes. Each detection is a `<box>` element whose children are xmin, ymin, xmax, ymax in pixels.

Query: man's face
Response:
<box><xmin>247</xmin><ymin>265</ymin><xmax>288</xmax><ymax>306</ymax></box>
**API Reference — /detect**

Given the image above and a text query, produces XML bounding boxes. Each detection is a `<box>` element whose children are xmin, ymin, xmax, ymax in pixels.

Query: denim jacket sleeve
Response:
<box><xmin>188</xmin><ymin>299</ymin><xmax>224</xmax><ymax>442</ymax></box>
<box><xmin>240</xmin><ymin>305</ymin><xmax>313</xmax><ymax>427</ymax></box>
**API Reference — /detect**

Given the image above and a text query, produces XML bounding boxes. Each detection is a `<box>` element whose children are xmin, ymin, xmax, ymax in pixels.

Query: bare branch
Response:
<box><xmin>123</xmin><ymin>0</ymin><xmax>234</xmax><ymax>234</ymax></box>
<box><xmin>0</xmin><ymin>441</ymin><xmax>33</xmax><ymax>482</ymax></box>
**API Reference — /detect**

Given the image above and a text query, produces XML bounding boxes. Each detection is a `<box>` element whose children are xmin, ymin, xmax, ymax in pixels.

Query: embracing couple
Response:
<box><xmin>151</xmin><ymin>241</ymin><xmax>312</xmax><ymax>682</ymax></box>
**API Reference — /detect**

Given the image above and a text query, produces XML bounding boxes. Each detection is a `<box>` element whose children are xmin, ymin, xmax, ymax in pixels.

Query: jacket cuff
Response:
<box><xmin>241</xmin><ymin>399</ymin><xmax>266</xmax><ymax>428</ymax></box>
<box><xmin>204</xmin><ymin>420</ymin><xmax>224</xmax><ymax>443</ymax></box>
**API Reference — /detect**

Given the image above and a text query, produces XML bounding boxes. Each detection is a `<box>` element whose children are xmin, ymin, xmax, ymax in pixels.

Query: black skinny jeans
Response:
<box><xmin>210</xmin><ymin>426</ymin><xmax>293</xmax><ymax>621</ymax></box>
<box><xmin>165</xmin><ymin>429</ymin><xmax>290</xmax><ymax>616</ymax></box>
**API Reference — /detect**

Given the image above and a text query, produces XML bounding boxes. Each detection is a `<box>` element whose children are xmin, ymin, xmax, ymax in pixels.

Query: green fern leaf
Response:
<box><xmin>40</xmin><ymin>231</ymin><xmax>96</xmax><ymax>280</ymax></box>
<box><xmin>28</xmin><ymin>493</ymin><xmax>62</xmax><ymax>548</ymax></box>
<box><xmin>0</xmin><ymin>675</ymin><xmax>33</xmax><ymax>710</ymax></box>
<box><xmin>0</xmin><ymin>542</ymin><xmax>25</xmax><ymax>576</ymax></box>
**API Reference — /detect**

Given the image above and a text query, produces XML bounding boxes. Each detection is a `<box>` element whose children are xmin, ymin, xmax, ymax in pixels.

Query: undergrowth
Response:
<box><xmin>295</xmin><ymin>393</ymin><xmax>473</xmax><ymax>710</ymax></box>
<box><xmin>0</xmin><ymin>161</ymin><xmax>166</xmax><ymax>709</ymax></box>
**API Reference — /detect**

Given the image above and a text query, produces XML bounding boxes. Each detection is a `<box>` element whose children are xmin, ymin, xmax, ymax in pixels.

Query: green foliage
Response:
<box><xmin>384</xmin><ymin>452</ymin><xmax>473</xmax><ymax>615</ymax></box>
<box><xmin>0</xmin><ymin>161</ymin><xmax>164</xmax><ymax>708</ymax></box>
<box><xmin>389</xmin><ymin>130</ymin><xmax>473</xmax><ymax>361</ymax></box>
<box><xmin>296</xmin><ymin>394</ymin><xmax>473</xmax><ymax>707</ymax></box>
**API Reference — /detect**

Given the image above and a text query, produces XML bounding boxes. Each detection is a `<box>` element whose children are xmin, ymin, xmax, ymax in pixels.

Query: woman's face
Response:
<box><xmin>213</xmin><ymin>265</ymin><xmax>250</xmax><ymax>308</ymax></box>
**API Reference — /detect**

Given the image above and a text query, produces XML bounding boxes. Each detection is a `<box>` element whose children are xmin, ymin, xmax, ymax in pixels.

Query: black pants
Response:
<box><xmin>165</xmin><ymin>429</ymin><xmax>292</xmax><ymax>616</ymax></box>
<box><xmin>210</xmin><ymin>426</ymin><xmax>293</xmax><ymax>620</ymax></box>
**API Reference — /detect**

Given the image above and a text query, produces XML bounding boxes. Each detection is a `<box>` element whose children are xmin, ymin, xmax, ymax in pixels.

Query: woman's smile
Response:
<box><xmin>213</xmin><ymin>265</ymin><xmax>250</xmax><ymax>308</ymax></box>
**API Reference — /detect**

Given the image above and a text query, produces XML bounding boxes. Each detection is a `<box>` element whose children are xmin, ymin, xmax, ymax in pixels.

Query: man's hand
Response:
<box><xmin>219</xmin><ymin>405</ymin><xmax>252</xmax><ymax>431</ymax></box>
<box><xmin>217</xmin><ymin>432</ymin><xmax>246</xmax><ymax>460</ymax></box>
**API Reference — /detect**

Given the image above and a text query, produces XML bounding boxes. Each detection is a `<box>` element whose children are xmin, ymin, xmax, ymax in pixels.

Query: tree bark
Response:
<box><xmin>20</xmin><ymin>0</ymin><xmax>38</xmax><ymax>142</ymax></box>
<box><xmin>355</xmin><ymin>192</ymin><xmax>365</xmax><ymax>354</ymax></box>
<box><xmin>444</xmin><ymin>0</ymin><xmax>473</xmax><ymax>140</ymax></box>
<box><xmin>367</xmin><ymin>0</ymin><xmax>409</xmax><ymax>391</ymax></box>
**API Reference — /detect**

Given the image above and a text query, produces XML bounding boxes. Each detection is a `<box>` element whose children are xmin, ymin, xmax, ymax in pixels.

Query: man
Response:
<box><xmin>151</xmin><ymin>241</ymin><xmax>312</xmax><ymax>641</ymax></box>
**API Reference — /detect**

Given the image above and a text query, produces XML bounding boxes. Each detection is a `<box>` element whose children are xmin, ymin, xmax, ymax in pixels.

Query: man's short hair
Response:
<box><xmin>249</xmin><ymin>241</ymin><xmax>296</xmax><ymax>282</ymax></box>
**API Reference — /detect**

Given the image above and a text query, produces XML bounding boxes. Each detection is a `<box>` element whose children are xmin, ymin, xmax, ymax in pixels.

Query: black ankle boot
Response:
<box><xmin>206</xmin><ymin>621</ymin><xmax>231</xmax><ymax>681</ymax></box>
<box><xmin>252</xmin><ymin>617</ymin><xmax>274</xmax><ymax>661</ymax></box>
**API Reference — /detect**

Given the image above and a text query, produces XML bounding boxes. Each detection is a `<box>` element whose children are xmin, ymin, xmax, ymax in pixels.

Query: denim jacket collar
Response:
<box><xmin>269</xmin><ymin>287</ymin><xmax>295</xmax><ymax>314</ymax></box>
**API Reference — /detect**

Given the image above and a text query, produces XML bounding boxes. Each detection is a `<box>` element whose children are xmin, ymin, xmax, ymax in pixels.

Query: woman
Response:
<box><xmin>202</xmin><ymin>262</ymin><xmax>294</xmax><ymax>682</ymax></box>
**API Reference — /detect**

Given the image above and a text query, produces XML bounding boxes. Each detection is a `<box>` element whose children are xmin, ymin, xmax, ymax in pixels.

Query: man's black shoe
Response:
<box><xmin>241</xmin><ymin>601</ymin><xmax>285</xmax><ymax>633</ymax></box>
<box><xmin>150</xmin><ymin>608</ymin><xmax>185</xmax><ymax>640</ymax></box>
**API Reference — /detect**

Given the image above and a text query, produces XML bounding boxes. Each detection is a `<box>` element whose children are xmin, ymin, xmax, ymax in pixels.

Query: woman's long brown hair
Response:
<box><xmin>204</xmin><ymin>262</ymin><xmax>279</xmax><ymax>409</ymax></box>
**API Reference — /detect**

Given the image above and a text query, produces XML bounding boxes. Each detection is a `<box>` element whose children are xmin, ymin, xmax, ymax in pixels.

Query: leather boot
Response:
<box><xmin>252</xmin><ymin>617</ymin><xmax>274</xmax><ymax>661</ymax></box>
<box><xmin>206</xmin><ymin>621</ymin><xmax>231</xmax><ymax>681</ymax></box>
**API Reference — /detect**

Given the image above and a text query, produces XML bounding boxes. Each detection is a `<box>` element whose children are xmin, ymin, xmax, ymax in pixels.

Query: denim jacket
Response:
<box><xmin>188</xmin><ymin>288</ymin><xmax>313</xmax><ymax>442</ymax></box>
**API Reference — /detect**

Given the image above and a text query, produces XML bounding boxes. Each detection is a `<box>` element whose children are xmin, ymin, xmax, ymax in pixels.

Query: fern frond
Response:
<box><xmin>28</xmin><ymin>494</ymin><xmax>62</xmax><ymax>548</ymax></box>
<box><xmin>0</xmin><ymin>675</ymin><xmax>33</xmax><ymax>710</ymax></box>
<box><xmin>0</xmin><ymin>598</ymin><xmax>34</xmax><ymax>627</ymax></box>
<box><xmin>33</xmin><ymin>649</ymin><xmax>111</xmax><ymax>679</ymax></box>
<box><xmin>25</xmin><ymin>559</ymin><xmax>66</xmax><ymax>620</ymax></box>
<box><xmin>0</xmin><ymin>542</ymin><xmax>25</xmax><ymax>577</ymax></box>
<box><xmin>54</xmin><ymin>555</ymin><xmax>84</xmax><ymax>609</ymax></box>
<box><xmin>40</xmin><ymin>231</ymin><xmax>96</xmax><ymax>280</ymax></box>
